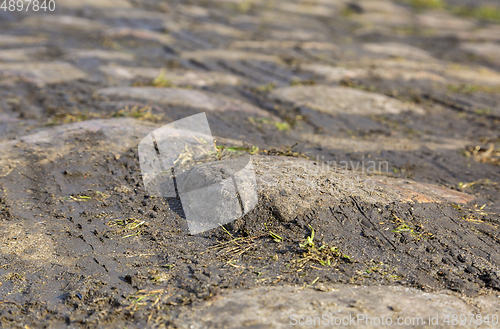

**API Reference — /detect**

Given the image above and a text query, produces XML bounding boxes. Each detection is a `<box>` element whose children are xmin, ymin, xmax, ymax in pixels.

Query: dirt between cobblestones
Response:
<box><xmin>0</xmin><ymin>0</ymin><xmax>499</xmax><ymax>327</ymax></box>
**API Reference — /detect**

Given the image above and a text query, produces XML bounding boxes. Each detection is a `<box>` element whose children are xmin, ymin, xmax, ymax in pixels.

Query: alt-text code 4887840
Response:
<box><xmin>1</xmin><ymin>0</ymin><xmax>55</xmax><ymax>11</ymax></box>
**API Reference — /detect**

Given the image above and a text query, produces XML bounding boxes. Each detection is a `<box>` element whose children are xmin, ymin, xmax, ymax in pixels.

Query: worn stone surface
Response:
<box><xmin>0</xmin><ymin>47</ymin><xmax>46</xmax><ymax>62</ymax></box>
<box><xmin>95</xmin><ymin>87</ymin><xmax>277</xmax><ymax>118</ymax></box>
<box><xmin>176</xmin><ymin>4</ymin><xmax>210</xmax><ymax>17</ymax></box>
<box><xmin>0</xmin><ymin>34</ymin><xmax>46</xmax><ymax>46</ymax></box>
<box><xmin>299</xmin><ymin>134</ymin><xmax>469</xmax><ymax>153</ymax></box>
<box><xmin>58</xmin><ymin>0</ymin><xmax>131</xmax><ymax>8</ymax></box>
<box><xmin>338</xmin><ymin>58</ymin><xmax>500</xmax><ymax>86</ymax></box>
<box><xmin>271</xmin><ymin>86</ymin><xmax>425</xmax><ymax>115</ymax></box>
<box><xmin>416</xmin><ymin>12</ymin><xmax>476</xmax><ymax>31</ymax></box>
<box><xmin>0</xmin><ymin>62</ymin><xmax>87</xmax><ymax>85</ymax></box>
<box><xmin>460</xmin><ymin>42</ymin><xmax>500</xmax><ymax>64</ymax></box>
<box><xmin>354</xmin><ymin>11</ymin><xmax>413</xmax><ymax>29</ymax></box>
<box><xmin>276</xmin><ymin>2</ymin><xmax>338</xmax><ymax>17</ymax></box>
<box><xmin>350</xmin><ymin>0</ymin><xmax>413</xmax><ymax>29</ymax></box>
<box><xmin>362</xmin><ymin>42</ymin><xmax>435</xmax><ymax>61</ymax></box>
<box><xmin>64</xmin><ymin>49</ymin><xmax>135</xmax><ymax>61</ymax></box>
<box><xmin>99</xmin><ymin>65</ymin><xmax>241</xmax><ymax>85</ymax></box>
<box><xmin>21</xmin><ymin>15</ymin><xmax>108</xmax><ymax>31</ymax></box>
<box><xmin>270</xmin><ymin>29</ymin><xmax>328</xmax><ymax>42</ymax></box>
<box><xmin>457</xmin><ymin>26</ymin><xmax>500</xmax><ymax>42</ymax></box>
<box><xmin>174</xmin><ymin>285</ymin><xmax>500</xmax><ymax>329</ymax></box>
<box><xmin>231</xmin><ymin>40</ymin><xmax>339</xmax><ymax>51</ymax></box>
<box><xmin>180</xmin><ymin>50</ymin><xmax>283</xmax><ymax>63</ymax></box>
<box><xmin>445</xmin><ymin>65</ymin><xmax>500</xmax><ymax>86</ymax></box>
<box><xmin>253</xmin><ymin>155</ymin><xmax>474</xmax><ymax>224</ymax></box>
<box><xmin>301</xmin><ymin>64</ymin><xmax>368</xmax><ymax>82</ymax></box>
<box><xmin>193</xmin><ymin>22</ymin><xmax>249</xmax><ymax>38</ymax></box>
<box><xmin>105</xmin><ymin>28</ymin><xmax>174</xmax><ymax>45</ymax></box>
<box><xmin>302</xmin><ymin>64</ymin><xmax>447</xmax><ymax>84</ymax></box>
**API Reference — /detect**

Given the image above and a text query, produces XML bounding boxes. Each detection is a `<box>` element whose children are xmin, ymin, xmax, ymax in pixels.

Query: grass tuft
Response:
<box><xmin>447</xmin><ymin>84</ymin><xmax>500</xmax><ymax>95</ymax></box>
<box><xmin>462</xmin><ymin>144</ymin><xmax>500</xmax><ymax>166</ymax></box>
<box><xmin>107</xmin><ymin>218</ymin><xmax>146</xmax><ymax>238</ymax></box>
<box><xmin>151</xmin><ymin>69</ymin><xmax>173</xmax><ymax>87</ymax></box>
<box><xmin>398</xmin><ymin>0</ymin><xmax>500</xmax><ymax>23</ymax></box>
<box><xmin>397</xmin><ymin>0</ymin><xmax>444</xmax><ymax>10</ymax></box>
<box><xmin>248</xmin><ymin>117</ymin><xmax>291</xmax><ymax>132</ymax></box>
<box><xmin>255</xmin><ymin>82</ymin><xmax>276</xmax><ymax>92</ymax></box>
<box><xmin>296</xmin><ymin>225</ymin><xmax>350</xmax><ymax>267</ymax></box>
<box><xmin>207</xmin><ymin>225</ymin><xmax>266</xmax><ymax>263</ymax></box>
<box><xmin>111</xmin><ymin>105</ymin><xmax>164</xmax><ymax>122</ymax></box>
<box><xmin>451</xmin><ymin>5</ymin><xmax>500</xmax><ymax>23</ymax></box>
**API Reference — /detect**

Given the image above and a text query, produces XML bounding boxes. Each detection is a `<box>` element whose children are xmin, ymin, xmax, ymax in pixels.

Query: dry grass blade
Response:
<box><xmin>464</xmin><ymin>144</ymin><xmax>500</xmax><ymax>165</ymax></box>
<box><xmin>110</xmin><ymin>105</ymin><xmax>164</xmax><ymax>122</ymax></box>
<box><xmin>106</xmin><ymin>218</ymin><xmax>147</xmax><ymax>238</ymax></box>
<box><xmin>121</xmin><ymin>289</ymin><xmax>171</xmax><ymax>319</ymax></box>
<box><xmin>207</xmin><ymin>233</ymin><xmax>266</xmax><ymax>262</ymax></box>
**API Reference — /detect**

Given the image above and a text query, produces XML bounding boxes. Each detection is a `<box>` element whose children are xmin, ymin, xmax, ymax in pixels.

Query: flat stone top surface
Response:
<box><xmin>175</xmin><ymin>284</ymin><xmax>500</xmax><ymax>329</ymax></box>
<box><xmin>270</xmin><ymin>85</ymin><xmax>425</xmax><ymax>115</ymax></box>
